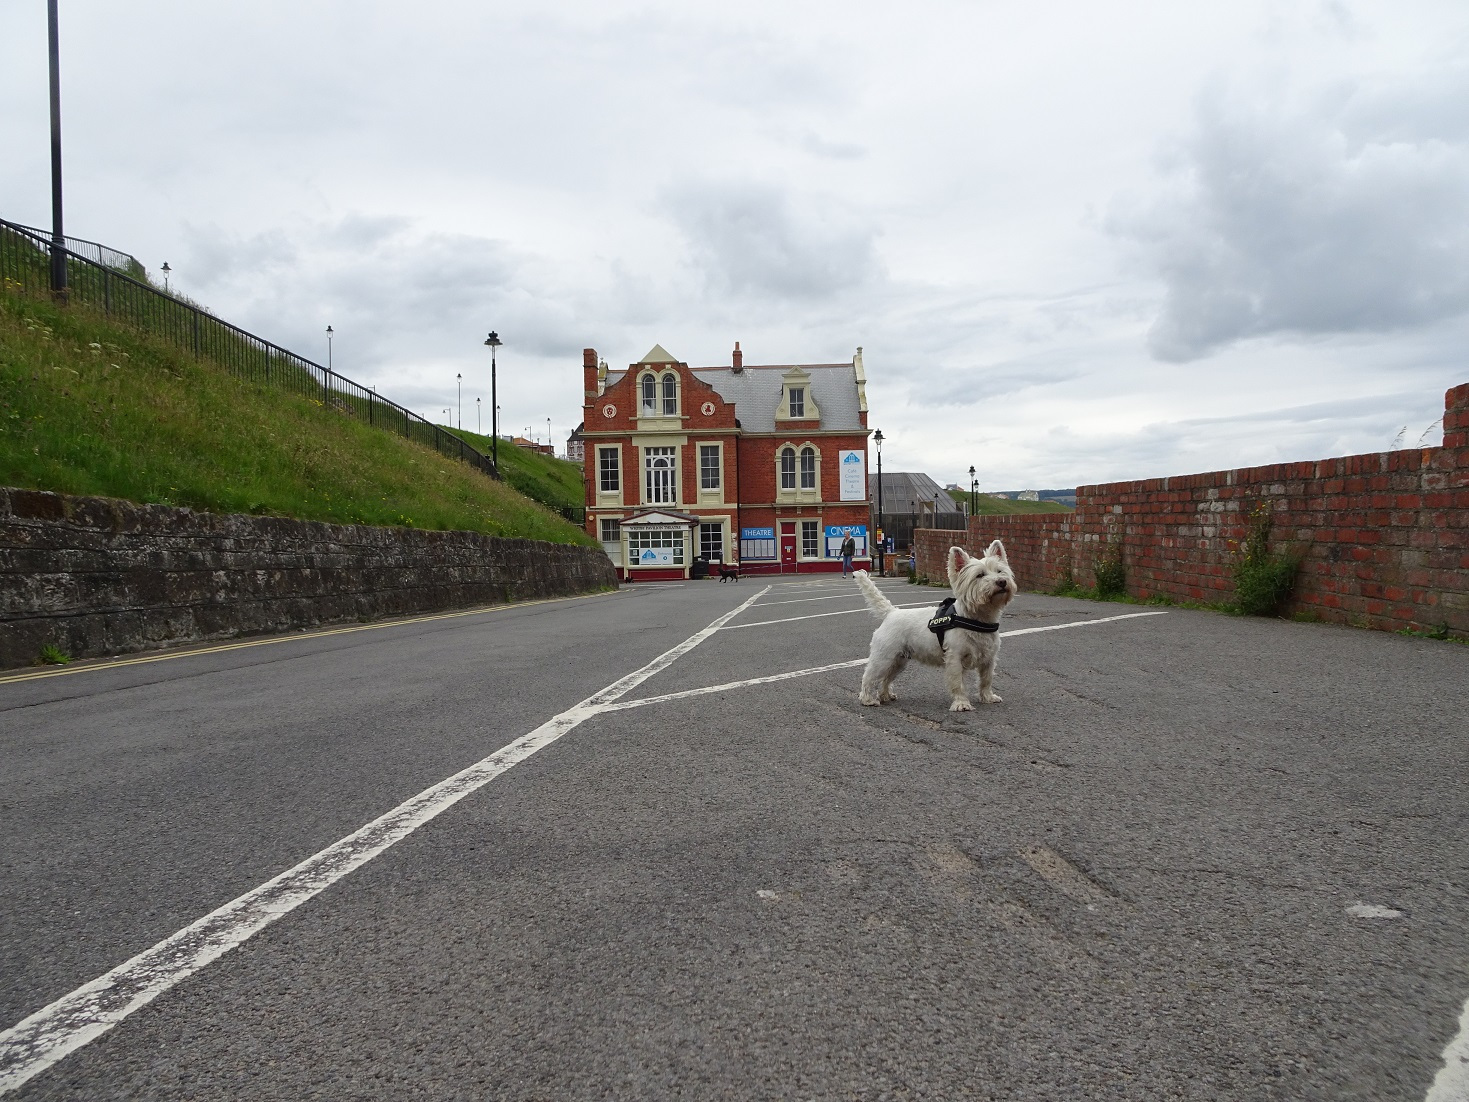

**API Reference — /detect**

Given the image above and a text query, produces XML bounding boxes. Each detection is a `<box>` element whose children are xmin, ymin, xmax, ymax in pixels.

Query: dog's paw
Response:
<box><xmin>859</xmin><ymin>694</ymin><xmax>882</xmax><ymax>707</ymax></box>
<box><xmin>880</xmin><ymin>690</ymin><xmax>897</xmax><ymax>703</ymax></box>
<box><xmin>982</xmin><ymin>691</ymin><xmax>1003</xmax><ymax>704</ymax></box>
<box><xmin>949</xmin><ymin>699</ymin><xmax>974</xmax><ymax>712</ymax></box>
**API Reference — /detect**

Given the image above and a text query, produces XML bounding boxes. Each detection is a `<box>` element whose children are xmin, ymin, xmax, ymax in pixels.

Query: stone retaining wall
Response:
<box><xmin>915</xmin><ymin>381</ymin><xmax>1469</xmax><ymax>635</ymax></box>
<box><xmin>0</xmin><ymin>488</ymin><xmax>617</xmax><ymax>669</ymax></box>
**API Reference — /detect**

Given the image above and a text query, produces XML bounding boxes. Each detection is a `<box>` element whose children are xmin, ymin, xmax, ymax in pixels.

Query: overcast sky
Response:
<box><xmin>4</xmin><ymin>0</ymin><xmax>1467</xmax><ymax>490</ymax></box>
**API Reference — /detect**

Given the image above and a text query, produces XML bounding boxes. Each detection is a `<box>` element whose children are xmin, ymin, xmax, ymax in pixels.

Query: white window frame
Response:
<box><xmin>800</xmin><ymin>518</ymin><xmax>821</xmax><ymax>559</ymax></box>
<box><xmin>699</xmin><ymin>522</ymin><xmax>725</xmax><ymax>561</ymax></box>
<box><xmin>775</xmin><ymin>441</ymin><xmax>822</xmax><ymax>504</ymax></box>
<box><xmin>779</xmin><ymin>446</ymin><xmax>796</xmax><ymax>491</ymax></box>
<box><xmin>661</xmin><ymin>373</ymin><xmax>678</xmax><ymax>417</ymax></box>
<box><xmin>627</xmin><ymin>526</ymin><xmax>685</xmax><ymax>566</ymax></box>
<box><xmin>799</xmin><ymin>445</ymin><xmax>817</xmax><ymax>490</ymax></box>
<box><xmin>699</xmin><ymin>444</ymin><xmax>721</xmax><ymax>490</ymax></box>
<box><xmin>644</xmin><ymin>446</ymin><xmax>678</xmax><ymax>505</ymax></box>
<box><xmin>597</xmin><ymin>447</ymin><xmax>620</xmax><ymax>494</ymax></box>
<box><xmin>599</xmin><ymin>518</ymin><xmax>622</xmax><ymax>565</ymax></box>
<box><xmin>640</xmin><ymin>373</ymin><xmax>657</xmax><ymax>416</ymax></box>
<box><xmin>789</xmin><ymin>387</ymin><xmax>805</xmax><ymax>418</ymax></box>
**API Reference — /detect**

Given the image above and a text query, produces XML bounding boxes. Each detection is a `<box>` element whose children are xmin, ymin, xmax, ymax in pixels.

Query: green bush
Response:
<box><xmin>1233</xmin><ymin>503</ymin><xmax>1299</xmax><ymax>616</ymax></box>
<box><xmin>1094</xmin><ymin>545</ymin><xmax>1126</xmax><ymax>598</ymax></box>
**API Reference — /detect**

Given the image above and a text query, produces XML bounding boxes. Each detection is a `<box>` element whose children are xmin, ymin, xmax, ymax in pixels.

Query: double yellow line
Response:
<box><xmin>0</xmin><ymin>591</ymin><xmax>614</xmax><ymax>686</ymax></box>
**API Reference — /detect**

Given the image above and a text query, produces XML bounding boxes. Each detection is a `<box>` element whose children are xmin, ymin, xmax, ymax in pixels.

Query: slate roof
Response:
<box><xmin>869</xmin><ymin>472</ymin><xmax>964</xmax><ymax>513</ymax></box>
<box><xmin>606</xmin><ymin>362</ymin><xmax>863</xmax><ymax>434</ymax></box>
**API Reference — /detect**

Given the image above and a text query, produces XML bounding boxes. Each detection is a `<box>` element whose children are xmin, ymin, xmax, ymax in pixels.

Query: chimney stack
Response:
<box><xmin>732</xmin><ymin>341</ymin><xmax>743</xmax><ymax>373</ymax></box>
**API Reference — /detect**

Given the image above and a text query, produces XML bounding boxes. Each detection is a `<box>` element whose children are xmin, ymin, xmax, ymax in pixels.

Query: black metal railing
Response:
<box><xmin>1</xmin><ymin>217</ymin><xmax>497</xmax><ymax>480</ymax></box>
<box><xmin>874</xmin><ymin>510</ymin><xmax>967</xmax><ymax>551</ymax></box>
<box><xmin>7</xmin><ymin>220</ymin><xmax>147</xmax><ymax>278</ymax></box>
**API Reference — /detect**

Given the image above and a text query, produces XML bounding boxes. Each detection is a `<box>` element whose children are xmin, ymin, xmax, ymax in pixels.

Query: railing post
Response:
<box><xmin>103</xmin><ymin>267</ymin><xmax>110</xmax><ymax>314</ymax></box>
<box><xmin>192</xmin><ymin>311</ymin><xmax>200</xmax><ymax>358</ymax></box>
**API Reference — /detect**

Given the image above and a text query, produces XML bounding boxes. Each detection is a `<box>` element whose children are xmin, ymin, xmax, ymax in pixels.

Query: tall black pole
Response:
<box><xmin>875</xmin><ymin>431</ymin><xmax>884</xmax><ymax>576</ymax></box>
<box><xmin>485</xmin><ymin>331</ymin><xmax>501</xmax><ymax>476</ymax></box>
<box><xmin>47</xmin><ymin>0</ymin><xmax>67</xmax><ymax>296</ymax></box>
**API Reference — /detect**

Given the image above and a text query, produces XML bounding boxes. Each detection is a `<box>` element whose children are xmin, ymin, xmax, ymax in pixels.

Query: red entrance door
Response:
<box><xmin>780</xmin><ymin>522</ymin><xmax>797</xmax><ymax>569</ymax></box>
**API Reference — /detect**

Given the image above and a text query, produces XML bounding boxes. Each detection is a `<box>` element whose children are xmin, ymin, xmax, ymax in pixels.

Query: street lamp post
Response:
<box><xmin>457</xmin><ymin>373</ymin><xmax>462</xmax><ymax>429</ymax></box>
<box><xmin>483</xmin><ymin>332</ymin><xmax>502</xmax><ymax>475</ymax></box>
<box><xmin>874</xmin><ymin>428</ymin><xmax>884</xmax><ymax>576</ymax></box>
<box><xmin>476</xmin><ymin>396</ymin><xmax>481</xmax><ymax>434</ymax></box>
<box><xmin>326</xmin><ymin>325</ymin><xmax>333</xmax><ymax>372</ymax></box>
<box><xmin>47</xmin><ymin>0</ymin><xmax>66</xmax><ymax>297</ymax></box>
<box><xmin>161</xmin><ymin>262</ymin><xmax>171</xmax><ymax>294</ymax></box>
<box><xmin>969</xmin><ymin>465</ymin><xmax>976</xmax><ymax>518</ymax></box>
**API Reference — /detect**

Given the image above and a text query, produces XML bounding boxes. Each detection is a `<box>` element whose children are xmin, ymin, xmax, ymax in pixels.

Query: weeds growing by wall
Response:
<box><xmin>1093</xmin><ymin>539</ymin><xmax>1126</xmax><ymax>598</ymax></box>
<box><xmin>1232</xmin><ymin>502</ymin><xmax>1299</xmax><ymax>616</ymax></box>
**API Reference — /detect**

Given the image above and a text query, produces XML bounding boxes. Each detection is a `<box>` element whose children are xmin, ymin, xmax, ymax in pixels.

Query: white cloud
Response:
<box><xmin>1114</xmin><ymin>64</ymin><xmax>1469</xmax><ymax>361</ymax></box>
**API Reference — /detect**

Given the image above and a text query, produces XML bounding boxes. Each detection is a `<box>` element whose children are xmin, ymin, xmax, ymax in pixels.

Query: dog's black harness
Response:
<box><xmin>927</xmin><ymin>597</ymin><xmax>999</xmax><ymax>649</ymax></box>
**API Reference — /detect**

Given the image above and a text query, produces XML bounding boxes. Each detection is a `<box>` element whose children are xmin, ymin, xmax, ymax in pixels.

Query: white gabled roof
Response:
<box><xmin>621</xmin><ymin>509</ymin><xmax>700</xmax><ymax>527</ymax></box>
<box><xmin>637</xmin><ymin>344</ymin><xmax>677</xmax><ymax>364</ymax></box>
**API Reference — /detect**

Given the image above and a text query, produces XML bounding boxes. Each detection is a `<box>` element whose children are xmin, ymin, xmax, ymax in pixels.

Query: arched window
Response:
<box><xmin>661</xmin><ymin>373</ymin><xmax>678</xmax><ymax>416</ymax></box>
<box><xmin>640</xmin><ymin>374</ymin><xmax>657</xmax><ymax>414</ymax></box>
<box><xmin>800</xmin><ymin>446</ymin><xmax>817</xmax><ymax>490</ymax></box>
<box><xmin>780</xmin><ymin>447</ymin><xmax>797</xmax><ymax>490</ymax></box>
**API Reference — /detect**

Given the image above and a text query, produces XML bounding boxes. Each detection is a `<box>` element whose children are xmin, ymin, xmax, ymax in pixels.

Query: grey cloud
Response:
<box><xmin>663</xmin><ymin>182</ymin><xmax>882</xmax><ymax>301</ymax></box>
<box><xmin>799</xmin><ymin>132</ymin><xmax>866</xmax><ymax>160</ymax></box>
<box><xmin>1114</xmin><ymin>71</ymin><xmax>1469</xmax><ymax>362</ymax></box>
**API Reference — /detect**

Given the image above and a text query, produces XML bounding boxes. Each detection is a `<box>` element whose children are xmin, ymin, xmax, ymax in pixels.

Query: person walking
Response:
<box><xmin>840</xmin><ymin>532</ymin><xmax>857</xmax><ymax>577</ymax></box>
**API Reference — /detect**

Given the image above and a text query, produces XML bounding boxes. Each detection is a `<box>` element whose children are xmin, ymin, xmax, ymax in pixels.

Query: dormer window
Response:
<box><xmin>776</xmin><ymin>367</ymin><xmax>820</xmax><ymax>422</ymax></box>
<box><xmin>661</xmin><ymin>373</ymin><xmax>678</xmax><ymax>416</ymax></box>
<box><xmin>641</xmin><ymin>374</ymin><xmax>657</xmax><ymax>415</ymax></box>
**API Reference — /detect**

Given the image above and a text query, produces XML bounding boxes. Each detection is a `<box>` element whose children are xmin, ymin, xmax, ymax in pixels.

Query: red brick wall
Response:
<box><xmin>916</xmin><ymin>382</ymin><xmax>1469</xmax><ymax>635</ymax></box>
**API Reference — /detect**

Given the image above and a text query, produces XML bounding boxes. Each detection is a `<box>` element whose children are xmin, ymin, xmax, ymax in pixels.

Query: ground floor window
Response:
<box><xmin>599</xmin><ymin>518</ymin><xmax>621</xmax><ymax>563</ymax></box>
<box><xmin>740</xmin><ymin>526</ymin><xmax>776</xmax><ymax>560</ymax></box>
<box><xmin>801</xmin><ymin>519</ymin><xmax>820</xmax><ymax>558</ymax></box>
<box><xmin>627</xmin><ymin>527</ymin><xmax>685</xmax><ymax>566</ymax></box>
<box><xmin>699</xmin><ymin>522</ymin><xmax>724</xmax><ymax>561</ymax></box>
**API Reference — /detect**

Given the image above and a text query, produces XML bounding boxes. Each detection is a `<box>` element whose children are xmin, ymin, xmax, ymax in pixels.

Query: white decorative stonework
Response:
<box><xmin>602</xmin><ymin>403</ymin><xmax>617</xmax><ymax>419</ymax></box>
<box><xmin>701</xmin><ymin>401</ymin><xmax>716</xmax><ymax>416</ymax></box>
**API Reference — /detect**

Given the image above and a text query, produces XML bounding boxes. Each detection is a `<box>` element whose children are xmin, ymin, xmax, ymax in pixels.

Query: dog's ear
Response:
<box><xmin>947</xmin><ymin>546</ymin><xmax>971</xmax><ymax>586</ymax></box>
<box><xmin>986</xmin><ymin>539</ymin><xmax>1008</xmax><ymax>563</ymax></box>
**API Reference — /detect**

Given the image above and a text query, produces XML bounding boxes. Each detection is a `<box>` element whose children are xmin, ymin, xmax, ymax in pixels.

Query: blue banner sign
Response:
<box><xmin>739</xmin><ymin>526</ymin><xmax>776</xmax><ymax>560</ymax></box>
<box><xmin>824</xmin><ymin>524</ymin><xmax>868</xmax><ymax>558</ymax></box>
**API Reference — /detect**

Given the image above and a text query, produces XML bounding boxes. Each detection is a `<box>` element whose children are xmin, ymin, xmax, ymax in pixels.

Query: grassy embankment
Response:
<box><xmin>448</xmin><ymin>426</ymin><xmax>585</xmax><ymax>511</ymax></box>
<box><xmin>945</xmin><ymin>488</ymin><xmax>1072</xmax><ymax>515</ymax></box>
<box><xmin>0</xmin><ymin>288</ymin><xmax>594</xmax><ymax>545</ymax></box>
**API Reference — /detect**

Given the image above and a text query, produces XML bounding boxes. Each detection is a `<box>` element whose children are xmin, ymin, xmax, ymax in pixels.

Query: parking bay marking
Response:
<box><xmin>605</xmin><ymin>611</ymin><xmax>1170</xmax><ymax>711</ymax></box>
<box><xmin>0</xmin><ymin>586</ymin><xmax>773</xmax><ymax>1096</ymax></box>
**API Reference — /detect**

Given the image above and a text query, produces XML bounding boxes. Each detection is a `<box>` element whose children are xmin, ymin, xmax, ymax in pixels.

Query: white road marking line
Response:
<box><xmin>757</xmin><ymin>592</ymin><xmax>865</xmax><ymax>606</ymax></box>
<box><xmin>1003</xmin><ymin>611</ymin><xmax>1169</xmax><ymax>636</ymax></box>
<box><xmin>600</xmin><ymin>659</ymin><xmax>867</xmax><ymax>711</ymax></box>
<box><xmin>0</xmin><ymin>586</ymin><xmax>772</xmax><ymax>1097</ymax></box>
<box><xmin>609</xmin><ymin>611</ymin><xmax>1171</xmax><ymax>711</ymax></box>
<box><xmin>1426</xmin><ymin>996</ymin><xmax>1469</xmax><ymax>1102</ymax></box>
<box><xmin>722</xmin><ymin>602</ymin><xmax>935</xmax><ymax>629</ymax></box>
<box><xmin>1346</xmin><ymin>902</ymin><xmax>1406</xmax><ymax>919</ymax></box>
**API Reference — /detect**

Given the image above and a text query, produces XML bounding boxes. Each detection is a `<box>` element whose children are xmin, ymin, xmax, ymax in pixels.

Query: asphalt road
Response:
<box><xmin>2</xmin><ymin>575</ymin><xmax>1467</xmax><ymax>1101</ymax></box>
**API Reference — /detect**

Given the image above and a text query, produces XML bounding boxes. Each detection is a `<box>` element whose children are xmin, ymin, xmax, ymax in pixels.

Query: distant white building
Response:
<box><xmin>1017</xmin><ymin>490</ymin><xmax>1039</xmax><ymax>501</ymax></box>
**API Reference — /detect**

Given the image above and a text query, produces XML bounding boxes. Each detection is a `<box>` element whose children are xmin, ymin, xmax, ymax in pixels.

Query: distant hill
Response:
<box><xmin>944</xmin><ymin>487</ymin><xmax>1072</xmax><ymax>515</ymax></box>
<box><xmin>991</xmin><ymin>488</ymin><xmax>1077</xmax><ymax>507</ymax></box>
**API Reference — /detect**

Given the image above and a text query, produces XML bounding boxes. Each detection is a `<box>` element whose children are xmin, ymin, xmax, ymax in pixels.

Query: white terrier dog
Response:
<box><xmin>854</xmin><ymin>542</ymin><xmax>1016</xmax><ymax>712</ymax></box>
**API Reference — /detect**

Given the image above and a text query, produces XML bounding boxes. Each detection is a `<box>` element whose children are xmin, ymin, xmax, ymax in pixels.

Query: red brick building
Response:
<box><xmin>582</xmin><ymin>343</ymin><xmax>873</xmax><ymax>581</ymax></box>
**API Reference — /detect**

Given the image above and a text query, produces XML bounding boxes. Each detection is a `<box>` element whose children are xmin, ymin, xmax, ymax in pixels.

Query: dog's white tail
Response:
<box><xmin>852</xmin><ymin>570</ymin><xmax>895</xmax><ymax>620</ymax></box>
